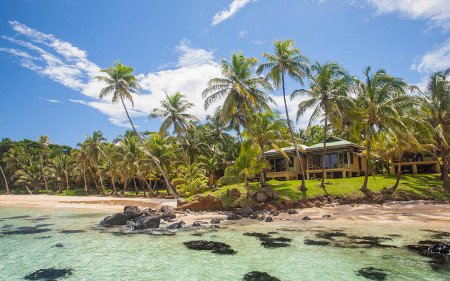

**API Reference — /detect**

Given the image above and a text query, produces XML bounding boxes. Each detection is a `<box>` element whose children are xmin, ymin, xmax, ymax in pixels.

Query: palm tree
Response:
<box><xmin>203</xmin><ymin>52</ymin><xmax>274</xmax><ymax>132</ymax></box>
<box><xmin>257</xmin><ymin>39</ymin><xmax>309</xmax><ymax>191</ymax></box>
<box><xmin>72</xmin><ymin>149</ymin><xmax>90</xmax><ymax>194</ymax></box>
<box><xmin>14</xmin><ymin>157</ymin><xmax>41</xmax><ymax>194</ymax></box>
<box><xmin>411</xmin><ymin>68</ymin><xmax>450</xmax><ymax>190</ymax></box>
<box><xmin>47</xmin><ymin>154</ymin><xmax>74</xmax><ymax>192</ymax></box>
<box><xmin>354</xmin><ymin>67</ymin><xmax>409</xmax><ymax>192</ymax></box>
<box><xmin>0</xmin><ymin>164</ymin><xmax>10</xmax><ymax>194</ymax></box>
<box><xmin>96</xmin><ymin>61</ymin><xmax>180</xmax><ymax>199</ymax></box>
<box><xmin>83</xmin><ymin>131</ymin><xmax>106</xmax><ymax>194</ymax></box>
<box><xmin>246</xmin><ymin>111</ymin><xmax>291</xmax><ymax>187</ymax></box>
<box><xmin>149</xmin><ymin>92</ymin><xmax>198</xmax><ymax>161</ymax></box>
<box><xmin>220</xmin><ymin>140</ymin><xmax>269</xmax><ymax>197</ymax></box>
<box><xmin>37</xmin><ymin>135</ymin><xmax>50</xmax><ymax>191</ymax></box>
<box><xmin>292</xmin><ymin>62</ymin><xmax>353</xmax><ymax>188</ymax></box>
<box><xmin>115</xmin><ymin>131</ymin><xmax>142</xmax><ymax>195</ymax></box>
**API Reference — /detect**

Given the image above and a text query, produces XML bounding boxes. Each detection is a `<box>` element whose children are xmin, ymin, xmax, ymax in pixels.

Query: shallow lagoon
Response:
<box><xmin>0</xmin><ymin>206</ymin><xmax>448</xmax><ymax>280</ymax></box>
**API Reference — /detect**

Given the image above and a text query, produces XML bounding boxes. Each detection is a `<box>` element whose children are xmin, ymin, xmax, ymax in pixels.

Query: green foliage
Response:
<box><xmin>172</xmin><ymin>163</ymin><xmax>209</xmax><ymax>196</ymax></box>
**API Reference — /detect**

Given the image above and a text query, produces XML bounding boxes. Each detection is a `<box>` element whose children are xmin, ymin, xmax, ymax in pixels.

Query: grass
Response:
<box><xmin>193</xmin><ymin>174</ymin><xmax>449</xmax><ymax>206</ymax></box>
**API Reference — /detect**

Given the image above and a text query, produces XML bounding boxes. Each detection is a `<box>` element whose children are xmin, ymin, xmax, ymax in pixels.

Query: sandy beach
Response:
<box><xmin>0</xmin><ymin>195</ymin><xmax>449</xmax><ymax>231</ymax></box>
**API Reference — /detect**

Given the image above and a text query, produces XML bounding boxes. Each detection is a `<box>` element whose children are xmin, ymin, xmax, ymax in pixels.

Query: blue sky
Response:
<box><xmin>0</xmin><ymin>0</ymin><xmax>449</xmax><ymax>146</ymax></box>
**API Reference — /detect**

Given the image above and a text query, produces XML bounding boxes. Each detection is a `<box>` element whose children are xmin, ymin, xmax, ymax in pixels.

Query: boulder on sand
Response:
<box><xmin>123</xmin><ymin>206</ymin><xmax>142</xmax><ymax>219</ymax></box>
<box><xmin>134</xmin><ymin>215</ymin><xmax>160</xmax><ymax>229</ymax></box>
<box><xmin>211</xmin><ymin>218</ymin><xmax>221</xmax><ymax>224</ymax></box>
<box><xmin>255</xmin><ymin>192</ymin><xmax>268</xmax><ymax>203</ymax></box>
<box><xmin>100</xmin><ymin>213</ymin><xmax>128</xmax><ymax>227</ymax></box>
<box><xmin>236</xmin><ymin>206</ymin><xmax>255</xmax><ymax>217</ymax></box>
<box><xmin>227</xmin><ymin>213</ymin><xmax>241</xmax><ymax>220</ymax></box>
<box><xmin>228</xmin><ymin>188</ymin><xmax>241</xmax><ymax>200</ymax></box>
<box><xmin>160</xmin><ymin>205</ymin><xmax>176</xmax><ymax>219</ymax></box>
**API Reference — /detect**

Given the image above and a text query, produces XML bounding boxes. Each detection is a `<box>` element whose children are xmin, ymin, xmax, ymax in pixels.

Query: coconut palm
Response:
<box><xmin>291</xmin><ymin>62</ymin><xmax>353</xmax><ymax>188</ymax></box>
<box><xmin>354</xmin><ymin>67</ymin><xmax>409</xmax><ymax>192</ymax></box>
<box><xmin>411</xmin><ymin>68</ymin><xmax>450</xmax><ymax>190</ymax></box>
<box><xmin>96</xmin><ymin>61</ymin><xmax>180</xmax><ymax>199</ymax></box>
<box><xmin>72</xmin><ymin>149</ymin><xmax>90</xmax><ymax>194</ymax></box>
<box><xmin>14</xmin><ymin>157</ymin><xmax>41</xmax><ymax>194</ymax></box>
<box><xmin>246</xmin><ymin>111</ymin><xmax>291</xmax><ymax>187</ymax></box>
<box><xmin>203</xmin><ymin>52</ymin><xmax>274</xmax><ymax>132</ymax></box>
<box><xmin>83</xmin><ymin>131</ymin><xmax>106</xmax><ymax>194</ymax></box>
<box><xmin>0</xmin><ymin>164</ymin><xmax>10</xmax><ymax>194</ymax></box>
<box><xmin>257</xmin><ymin>39</ymin><xmax>309</xmax><ymax>191</ymax></box>
<box><xmin>47</xmin><ymin>154</ymin><xmax>74</xmax><ymax>192</ymax></box>
<box><xmin>220</xmin><ymin>140</ymin><xmax>269</xmax><ymax>197</ymax></box>
<box><xmin>149</xmin><ymin>92</ymin><xmax>198</xmax><ymax>161</ymax></box>
<box><xmin>37</xmin><ymin>135</ymin><xmax>50</xmax><ymax>191</ymax></box>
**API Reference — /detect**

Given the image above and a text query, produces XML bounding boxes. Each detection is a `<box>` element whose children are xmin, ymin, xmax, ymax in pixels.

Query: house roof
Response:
<box><xmin>264</xmin><ymin>137</ymin><xmax>364</xmax><ymax>157</ymax></box>
<box><xmin>265</xmin><ymin>145</ymin><xmax>309</xmax><ymax>155</ymax></box>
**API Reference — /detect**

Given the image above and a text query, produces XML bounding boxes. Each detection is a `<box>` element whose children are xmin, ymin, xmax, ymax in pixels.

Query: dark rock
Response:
<box><xmin>265</xmin><ymin>217</ymin><xmax>273</xmax><ymax>222</ymax></box>
<box><xmin>183</xmin><ymin>240</ymin><xmax>237</xmax><ymax>255</ymax></box>
<box><xmin>227</xmin><ymin>213</ymin><xmax>241</xmax><ymax>220</ymax></box>
<box><xmin>1</xmin><ymin>224</ymin><xmax>14</xmax><ymax>229</ymax></box>
<box><xmin>287</xmin><ymin>209</ymin><xmax>298</xmax><ymax>214</ymax></box>
<box><xmin>160</xmin><ymin>205</ymin><xmax>176</xmax><ymax>220</ymax></box>
<box><xmin>36</xmin><ymin>236</ymin><xmax>52</xmax><ymax>240</ymax></box>
<box><xmin>1</xmin><ymin>215</ymin><xmax>31</xmax><ymax>220</ymax></box>
<box><xmin>134</xmin><ymin>215</ymin><xmax>160</xmax><ymax>229</ymax></box>
<box><xmin>271</xmin><ymin>211</ymin><xmax>280</xmax><ymax>216</ymax></box>
<box><xmin>355</xmin><ymin>267</ymin><xmax>387</xmax><ymax>281</ymax></box>
<box><xmin>316</xmin><ymin>231</ymin><xmax>347</xmax><ymax>240</ymax></box>
<box><xmin>1</xmin><ymin>226</ymin><xmax>52</xmax><ymax>235</ymax></box>
<box><xmin>35</xmin><ymin>224</ymin><xmax>54</xmax><ymax>228</ymax></box>
<box><xmin>123</xmin><ymin>206</ymin><xmax>142</xmax><ymax>219</ymax></box>
<box><xmin>255</xmin><ymin>192</ymin><xmax>268</xmax><ymax>203</ymax></box>
<box><xmin>260</xmin><ymin>240</ymin><xmax>290</xmax><ymax>248</ymax></box>
<box><xmin>167</xmin><ymin>221</ymin><xmax>184</xmax><ymax>229</ymax></box>
<box><xmin>249</xmin><ymin>214</ymin><xmax>259</xmax><ymax>219</ymax></box>
<box><xmin>210</xmin><ymin>218</ymin><xmax>221</xmax><ymax>224</ymax></box>
<box><xmin>236</xmin><ymin>206</ymin><xmax>255</xmax><ymax>217</ymax></box>
<box><xmin>59</xmin><ymin>230</ymin><xmax>86</xmax><ymax>234</ymax></box>
<box><xmin>302</xmin><ymin>216</ymin><xmax>311</xmax><ymax>221</ymax></box>
<box><xmin>228</xmin><ymin>188</ymin><xmax>241</xmax><ymax>200</ymax></box>
<box><xmin>304</xmin><ymin>239</ymin><xmax>330</xmax><ymax>246</ymax></box>
<box><xmin>24</xmin><ymin>268</ymin><xmax>73</xmax><ymax>280</ymax></box>
<box><xmin>244</xmin><ymin>232</ymin><xmax>272</xmax><ymax>239</ymax></box>
<box><xmin>53</xmin><ymin>243</ymin><xmax>64</xmax><ymax>248</ymax></box>
<box><xmin>406</xmin><ymin>242</ymin><xmax>449</xmax><ymax>269</ymax></box>
<box><xmin>192</xmin><ymin>222</ymin><xmax>201</xmax><ymax>227</ymax></box>
<box><xmin>243</xmin><ymin>271</ymin><xmax>281</xmax><ymax>281</ymax></box>
<box><xmin>257</xmin><ymin>216</ymin><xmax>266</xmax><ymax>221</ymax></box>
<box><xmin>99</xmin><ymin>213</ymin><xmax>128</xmax><ymax>227</ymax></box>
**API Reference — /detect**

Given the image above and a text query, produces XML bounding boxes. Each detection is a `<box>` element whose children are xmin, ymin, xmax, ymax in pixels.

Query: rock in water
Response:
<box><xmin>265</xmin><ymin>217</ymin><xmax>273</xmax><ymax>222</ymax></box>
<box><xmin>24</xmin><ymin>268</ymin><xmax>73</xmax><ymax>280</ymax></box>
<box><xmin>355</xmin><ymin>267</ymin><xmax>387</xmax><ymax>281</ymax></box>
<box><xmin>99</xmin><ymin>213</ymin><xmax>128</xmax><ymax>227</ymax></box>
<box><xmin>302</xmin><ymin>216</ymin><xmax>311</xmax><ymax>221</ymax></box>
<box><xmin>183</xmin><ymin>240</ymin><xmax>237</xmax><ymax>255</ymax></box>
<box><xmin>123</xmin><ymin>206</ymin><xmax>142</xmax><ymax>219</ymax></box>
<box><xmin>167</xmin><ymin>221</ymin><xmax>184</xmax><ymax>229</ymax></box>
<box><xmin>227</xmin><ymin>213</ymin><xmax>241</xmax><ymax>220</ymax></box>
<box><xmin>134</xmin><ymin>215</ymin><xmax>160</xmax><ymax>229</ymax></box>
<box><xmin>304</xmin><ymin>239</ymin><xmax>330</xmax><ymax>246</ymax></box>
<box><xmin>210</xmin><ymin>218</ymin><xmax>221</xmax><ymax>224</ymax></box>
<box><xmin>243</xmin><ymin>271</ymin><xmax>281</xmax><ymax>281</ymax></box>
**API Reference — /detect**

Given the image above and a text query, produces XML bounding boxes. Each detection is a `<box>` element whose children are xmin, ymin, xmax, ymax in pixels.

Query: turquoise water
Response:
<box><xmin>0</xmin><ymin>206</ymin><xmax>448</xmax><ymax>280</ymax></box>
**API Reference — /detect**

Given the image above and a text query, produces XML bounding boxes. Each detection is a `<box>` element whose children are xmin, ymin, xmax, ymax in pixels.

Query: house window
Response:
<box><xmin>289</xmin><ymin>157</ymin><xmax>294</xmax><ymax>167</ymax></box>
<box><xmin>325</xmin><ymin>154</ymin><xmax>338</xmax><ymax>168</ymax></box>
<box><xmin>270</xmin><ymin>158</ymin><xmax>287</xmax><ymax>172</ymax></box>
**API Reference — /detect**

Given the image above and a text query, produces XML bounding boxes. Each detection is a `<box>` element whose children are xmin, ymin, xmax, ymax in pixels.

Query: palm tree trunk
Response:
<box><xmin>88</xmin><ymin>168</ymin><xmax>99</xmax><ymax>193</ymax></box>
<box><xmin>40</xmin><ymin>156</ymin><xmax>49</xmax><ymax>191</ymax></box>
<box><xmin>0</xmin><ymin>165</ymin><xmax>9</xmax><ymax>194</ymax></box>
<box><xmin>83</xmin><ymin>167</ymin><xmax>88</xmax><ymax>195</ymax></box>
<box><xmin>25</xmin><ymin>185</ymin><xmax>33</xmax><ymax>195</ymax></box>
<box><xmin>119</xmin><ymin>95</ymin><xmax>180</xmax><ymax>199</ymax></box>
<box><xmin>321</xmin><ymin>116</ymin><xmax>328</xmax><ymax>188</ymax></box>
<box><xmin>65</xmin><ymin>171</ymin><xmax>69</xmax><ymax>192</ymax></box>
<box><xmin>97</xmin><ymin>167</ymin><xmax>105</xmax><ymax>195</ymax></box>
<box><xmin>442</xmin><ymin>152</ymin><xmax>449</xmax><ymax>190</ymax></box>
<box><xmin>281</xmin><ymin>72</ymin><xmax>307</xmax><ymax>191</ymax></box>
<box><xmin>391</xmin><ymin>152</ymin><xmax>403</xmax><ymax>191</ymax></box>
<box><xmin>111</xmin><ymin>177</ymin><xmax>117</xmax><ymax>195</ymax></box>
<box><xmin>259</xmin><ymin>146</ymin><xmax>266</xmax><ymax>187</ymax></box>
<box><xmin>143</xmin><ymin>179</ymin><xmax>154</xmax><ymax>196</ymax></box>
<box><xmin>133</xmin><ymin>178</ymin><xmax>138</xmax><ymax>196</ymax></box>
<box><xmin>361</xmin><ymin>130</ymin><xmax>371</xmax><ymax>192</ymax></box>
<box><xmin>123</xmin><ymin>179</ymin><xmax>127</xmax><ymax>193</ymax></box>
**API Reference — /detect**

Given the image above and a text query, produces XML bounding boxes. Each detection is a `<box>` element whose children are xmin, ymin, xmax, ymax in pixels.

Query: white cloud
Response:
<box><xmin>212</xmin><ymin>0</ymin><xmax>252</xmax><ymax>26</ymax></box>
<box><xmin>238</xmin><ymin>31</ymin><xmax>248</xmax><ymax>38</ymax></box>
<box><xmin>361</xmin><ymin>0</ymin><xmax>450</xmax><ymax>30</ymax></box>
<box><xmin>412</xmin><ymin>38</ymin><xmax>450</xmax><ymax>73</ymax></box>
<box><xmin>46</xmin><ymin>99</ymin><xmax>62</xmax><ymax>103</ymax></box>
<box><xmin>1</xmin><ymin>21</ymin><xmax>223</xmax><ymax>127</ymax></box>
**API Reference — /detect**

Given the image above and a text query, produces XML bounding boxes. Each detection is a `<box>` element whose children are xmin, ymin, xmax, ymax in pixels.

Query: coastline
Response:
<box><xmin>0</xmin><ymin>195</ymin><xmax>449</xmax><ymax>230</ymax></box>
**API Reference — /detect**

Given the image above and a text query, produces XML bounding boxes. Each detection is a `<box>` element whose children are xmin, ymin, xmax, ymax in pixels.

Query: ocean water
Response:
<box><xmin>0</xmin><ymin>206</ymin><xmax>448</xmax><ymax>281</ymax></box>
